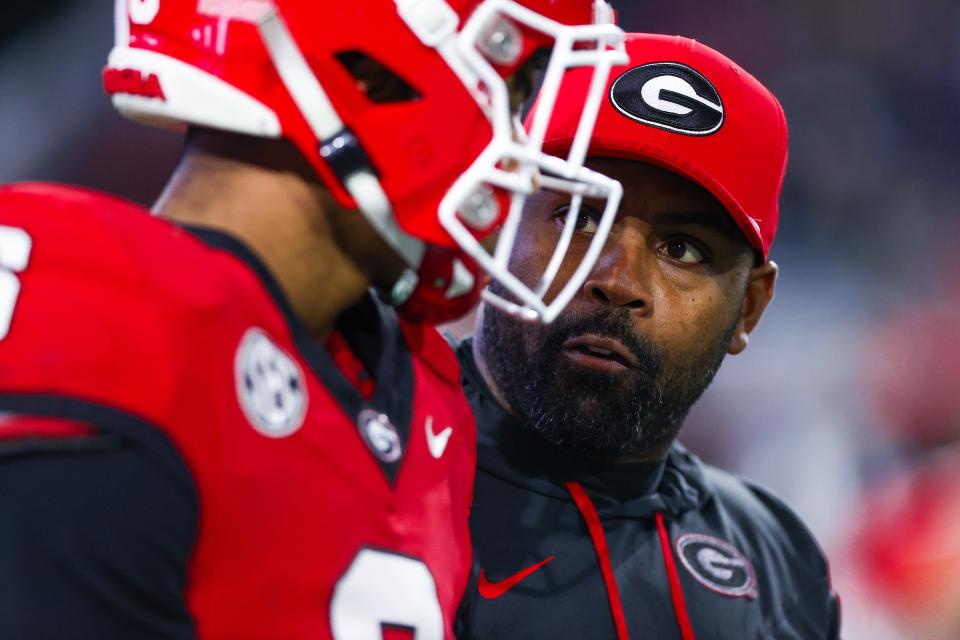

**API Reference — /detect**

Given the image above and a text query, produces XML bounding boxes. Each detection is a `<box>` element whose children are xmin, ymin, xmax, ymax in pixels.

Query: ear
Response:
<box><xmin>728</xmin><ymin>260</ymin><xmax>778</xmax><ymax>355</ymax></box>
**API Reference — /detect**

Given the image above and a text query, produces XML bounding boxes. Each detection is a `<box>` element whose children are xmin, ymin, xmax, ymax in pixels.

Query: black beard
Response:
<box><xmin>479</xmin><ymin>296</ymin><xmax>738</xmax><ymax>460</ymax></box>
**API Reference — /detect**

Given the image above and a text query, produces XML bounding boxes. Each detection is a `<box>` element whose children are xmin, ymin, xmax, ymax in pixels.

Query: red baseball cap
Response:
<box><xmin>530</xmin><ymin>33</ymin><xmax>788</xmax><ymax>259</ymax></box>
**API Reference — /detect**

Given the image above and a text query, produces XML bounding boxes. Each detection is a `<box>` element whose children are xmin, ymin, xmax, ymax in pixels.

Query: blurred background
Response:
<box><xmin>2</xmin><ymin>1</ymin><xmax>958</xmax><ymax>637</ymax></box>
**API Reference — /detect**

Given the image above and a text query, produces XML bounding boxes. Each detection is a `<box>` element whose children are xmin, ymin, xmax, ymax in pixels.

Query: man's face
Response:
<box><xmin>479</xmin><ymin>158</ymin><xmax>774</xmax><ymax>461</ymax></box>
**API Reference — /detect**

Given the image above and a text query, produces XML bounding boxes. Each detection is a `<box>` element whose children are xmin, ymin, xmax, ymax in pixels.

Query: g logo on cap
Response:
<box><xmin>610</xmin><ymin>62</ymin><xmax>724</xmax><ymax>136</ymax></box>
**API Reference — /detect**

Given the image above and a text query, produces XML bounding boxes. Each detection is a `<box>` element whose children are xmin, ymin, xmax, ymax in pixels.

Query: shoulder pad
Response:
<box><xmin>0</xmin><ymin>184</ymin><xmax>237</xmax><ymax>426</ymax></box>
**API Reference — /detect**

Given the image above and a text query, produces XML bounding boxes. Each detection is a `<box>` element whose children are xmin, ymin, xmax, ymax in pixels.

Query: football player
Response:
<box><xmin>0</xmin><ymin>1</ymin><xmax>624</xmax><ymax>638</ymax></box>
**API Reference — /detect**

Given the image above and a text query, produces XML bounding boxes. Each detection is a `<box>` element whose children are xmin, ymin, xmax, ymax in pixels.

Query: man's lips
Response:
<box><xmin>561</xmin><ymin>334</ymin><xmax>639</xmax><ymax>372</ymax></box>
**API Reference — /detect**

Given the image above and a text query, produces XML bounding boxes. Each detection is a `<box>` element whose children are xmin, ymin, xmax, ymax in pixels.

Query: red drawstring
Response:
<box><xmin>565</xmin><ymin>481</ymin><xmax>698</xmax><ymax>640</ymax></box>
<box><xmin>656</xmin><ymin>512</ymin><xmax>696</xmax><ymax>640</ymax></box>
<box><xmin>565</xmin><ymin>481</ymin><xmax>630</xmax><ymax>640</ymax></box>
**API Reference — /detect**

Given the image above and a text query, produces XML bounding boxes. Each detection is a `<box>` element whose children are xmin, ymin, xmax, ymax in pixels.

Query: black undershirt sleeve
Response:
<box><xmin>0</xmin><ymin>423</ymin><xmax>198</xmax><ymax>639</ymax></box>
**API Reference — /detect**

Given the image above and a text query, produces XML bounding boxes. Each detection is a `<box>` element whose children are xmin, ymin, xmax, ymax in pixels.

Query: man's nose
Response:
<box><xmin>581</xmin><ymin>227</ymin><xmax>654</xmax><ymax>316</ymax></box>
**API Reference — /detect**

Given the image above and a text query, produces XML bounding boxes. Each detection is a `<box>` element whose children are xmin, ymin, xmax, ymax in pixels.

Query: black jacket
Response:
<box><xmin>457</xmin><ymin>339</ymin><xmax>840</xmax><ymax>640</ymax></box>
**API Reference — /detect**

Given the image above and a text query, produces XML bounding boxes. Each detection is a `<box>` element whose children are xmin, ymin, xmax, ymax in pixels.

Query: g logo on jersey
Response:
<box><xmin>235</xmin><ymin>328</ymin><xmax>307</xmax><ymax>438</ymax></box>
<box><xmin>610</xmin><ymin>62</ymin><xmax>724</xmax><ymax>136</ymax></box>
<box><xmin>676</xmin><ymin>533</ymin><xmax>757</xmax><ymax>598</ymax></box>
<box><xmin>358</xmin><ymin>409</ymin><xmax>403</xmax><ymax>463</ymax></box>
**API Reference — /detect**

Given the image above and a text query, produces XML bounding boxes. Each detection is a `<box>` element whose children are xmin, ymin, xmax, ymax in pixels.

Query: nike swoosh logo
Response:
<box><xmin>424</xmin><ymin>415</ymin><xmax>453</xmax><ymax>459</ymax></box>
<box><xmin>478</xmin><ymin>556</ymin><xmax>555</xmax><ymax>599</ymax></box>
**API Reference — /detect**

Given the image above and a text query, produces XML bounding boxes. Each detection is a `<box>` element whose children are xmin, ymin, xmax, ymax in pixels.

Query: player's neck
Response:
<box><xmin>154</xmin><ymin>147</ymin><xmax>369</xmax><ymax>340</ymax></box>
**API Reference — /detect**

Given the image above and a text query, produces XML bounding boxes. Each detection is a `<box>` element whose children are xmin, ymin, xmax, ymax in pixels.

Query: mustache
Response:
<box><xmin>540</xmin><ymin>308</ymin><xmax>659</xmax><ymax>369</ymax></box>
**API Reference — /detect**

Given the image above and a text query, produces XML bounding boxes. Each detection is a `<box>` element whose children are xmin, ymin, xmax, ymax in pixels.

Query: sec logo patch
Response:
<box><xmin>235</xmin><ymin>328</ymin><xmax>307</xmax><ymax>438</ymax></box>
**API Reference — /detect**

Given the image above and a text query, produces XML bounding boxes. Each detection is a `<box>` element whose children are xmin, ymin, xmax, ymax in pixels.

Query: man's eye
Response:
<box><xmin>663</xmin><ymin>239</ymin><xmax>706</xmax><ymax>264</ymax></box>
<box><xmin>554</xmin><ymin>205</ymin><xmax>600</xmax><ymax>235</ymax></box>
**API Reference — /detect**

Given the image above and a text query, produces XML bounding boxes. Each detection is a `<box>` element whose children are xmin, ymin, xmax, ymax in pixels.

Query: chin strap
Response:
<box><xmin>256</xmin><ymin>7</ymin><xmax>427</xmax><ymax>304</ymax></box>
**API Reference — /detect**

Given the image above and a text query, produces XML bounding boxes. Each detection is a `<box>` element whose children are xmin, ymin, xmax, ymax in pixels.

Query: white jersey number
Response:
<box><xmin>331</xmin><ymin>549</ymin><xmax>444</xmax><ymax>639</ymax></box>
<box><xmin>0</xmin><ymin>226</ymin><xmax>32</xmax><ymax>341</ymax></box>
<box><xmin>128</xmin><ymin>0</ymin><xmax>161</xmax><ymax>25</ymax></box>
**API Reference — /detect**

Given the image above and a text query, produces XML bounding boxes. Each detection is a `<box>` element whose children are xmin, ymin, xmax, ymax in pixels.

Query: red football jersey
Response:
<box><xmin>0</xmin><ymin>183</ymin><xmax>476</xmax><ymax>639</ymax></box>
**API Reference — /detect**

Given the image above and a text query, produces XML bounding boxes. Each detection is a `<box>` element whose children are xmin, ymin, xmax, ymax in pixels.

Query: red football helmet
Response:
<box><xmin>105</xmin><ymin>0</ymin><xmax>625</xmax><ymax>323</ymax></box>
